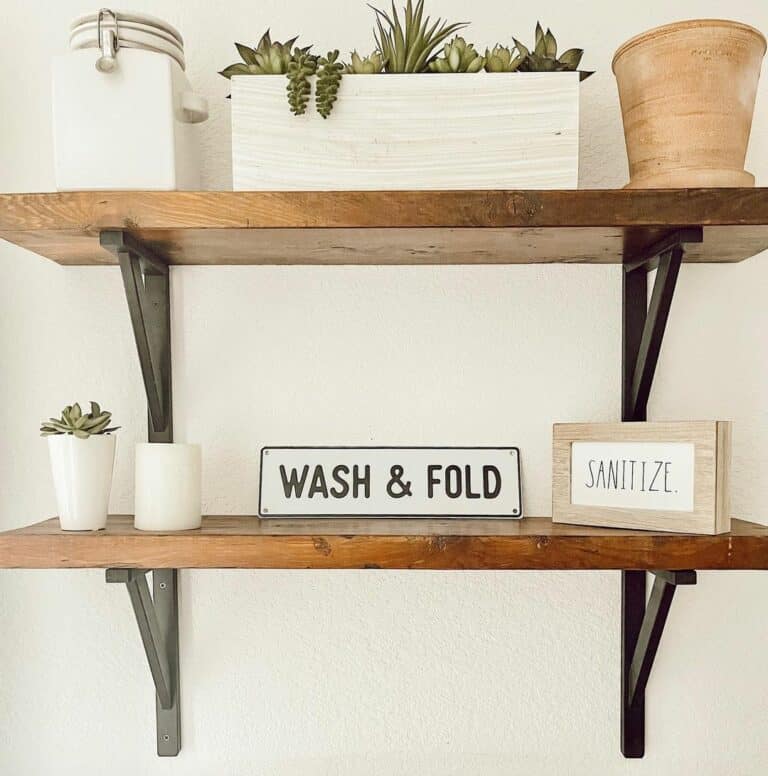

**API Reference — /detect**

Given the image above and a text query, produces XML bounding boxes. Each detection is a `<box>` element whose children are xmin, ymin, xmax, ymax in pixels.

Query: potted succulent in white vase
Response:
<box><xmin>40</xmin><ymin>402</ymin><xmax>119</xmax><ymax>531</ymax></box>
<box><xmin>221</xmin><ymin>1</ymin><xmax>591</xmax><ymax>190</ymax></box>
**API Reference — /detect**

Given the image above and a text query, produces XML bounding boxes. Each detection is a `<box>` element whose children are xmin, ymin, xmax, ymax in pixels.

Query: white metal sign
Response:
<box><xmin>570</xmin><ymin>441</ymin><xmax>695</xmax><ymax>512</ymax></box>
<box><xmin>259</xmin><ymin>447</ymin><xmax>522</xmax><ymax>518</ymax></box>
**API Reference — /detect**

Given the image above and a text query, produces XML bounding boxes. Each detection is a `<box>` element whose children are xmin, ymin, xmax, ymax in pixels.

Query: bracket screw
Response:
<box><xmin>162</xmin><ymin>734</ymin><xmax>170</xmax><ymax>742</ymax></box>
<box><xmin>159</xmin><ymin>582</ymin><xmax>167</xmax><ymax>589</ymax></box>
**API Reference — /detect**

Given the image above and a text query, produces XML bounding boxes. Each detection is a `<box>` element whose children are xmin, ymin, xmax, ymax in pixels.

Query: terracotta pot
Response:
<box><xmin>613</xmin><ymin>19</ymin><xmax>766</xmax><ymax>188</ymax></box>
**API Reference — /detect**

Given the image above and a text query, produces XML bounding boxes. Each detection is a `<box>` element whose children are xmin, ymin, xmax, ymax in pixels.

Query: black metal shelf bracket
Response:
<box><xmin>106</xmin><ymin>569</ymin><xmax>180</xmax><ymax>756</ymax></box>
<box><xmin>621</xmin><ymin>569</ymin><xmax>697</xmax><ymax>757</ymax></box>
<box><xmin>100</xmin><ymin>230</ymin><xmax>172</xmax><ymax>442</ymax></box>
<box><xmin>101</xmin><ymin>229</ymin><xmax>180</xmax><ymax>755</ymax></box>
<box><xmin>620</xmin><ymin>227</ymin><xmax>703</xmax><ymax>758</ymax></box>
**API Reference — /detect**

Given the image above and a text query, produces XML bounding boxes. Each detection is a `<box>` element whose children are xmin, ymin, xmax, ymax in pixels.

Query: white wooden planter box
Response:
<box><xmin>231</xmin><ymin>72</ymin><xmax>579</xmax><ymax>190</ymax></box>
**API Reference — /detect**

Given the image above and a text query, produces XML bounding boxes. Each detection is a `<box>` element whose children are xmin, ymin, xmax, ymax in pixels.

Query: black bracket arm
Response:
<box><xmin>621</xmin><ymin>570</ymin><xmax>697</xmax><ymax>757</ymax></box>
<box><xmin>627</xmin><ymin>570</ymin><xmax>697</xmax><ymax>709</ymax></box>
<box><xmin>100</xmin><ymin>230</ymin><xmax>172</xmax><ymax>442</ymax></box>
<box><xmin>106</xmin><ymin>569</ymin><xmax>180</xmax><ymax>756</ymax></box>
<box><xmin>622</xmin><ymin>228</ymin><xmax>702</xmax><ymax>423</ymax></box>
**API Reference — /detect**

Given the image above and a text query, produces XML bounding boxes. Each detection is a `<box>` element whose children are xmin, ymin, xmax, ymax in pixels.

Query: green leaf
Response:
<box><xmin>219</xmin><ymin>63</ymin><xmax>251</xmax><ymax>79</ymax></box>
<box><xmin>70</xmin><ymin>403</ymin><xmax>82</xmax><ymax>421</ymax></box>
<box><xmin>559</xmin><ymin>48</ymin><xmax>583</xmax><ymax>70</ymax></box>
<box><xmin>544</xmin><ymin>29</ymin><xmax>557</xmax><ymax>58</ymax></box>
<box><xmin>85</xmin><ymin>416</ymin><xmax>112</xmax><ymax>435</ymax></box>
<box><xmin>73</xmin><ymin>429</ymin><xmax>90</xmax><ymax>439</ymax></box>
<box><xmin>466</xmin><ymin>55</ymin><xmax>485</xmax><ymax>73</ymax></box>
<box><xmin>513</xmin><ymin>38</ymin><xmax>529</xmax><ymax>60</ymax></box>
<box><xmin>235</xmin><ymin>43</ymin><xmax>258</xmax><ymax>65</ymax></box>
<box><xmin>90</xmin><ymin>401</ymin><xmax>101</xmax><ymax>417</ymax></box>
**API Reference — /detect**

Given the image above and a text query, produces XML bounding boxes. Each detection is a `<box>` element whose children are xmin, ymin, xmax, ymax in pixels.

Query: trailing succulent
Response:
<box><xmin>429</xmin><ymin>36</ymin><xmax>485</xmax><ymax>73</ymax></box>
<box><xmin>40</xmin><ymin>402</ymin><xmax>119</xmax><ymax>439</ymax></box>
<box><xmin>220</xmin><ymin>30</ymin><xmax>346</xmax><ymax>117</ymax></box>
<box><xmin>316</xmin><ymin>51</ymin><xmax>345</xmax><ymax>118</ymax></box>
<box><xmin>286</xmin><ymin>49</ymin><xmax>318</xmax><ymax>115</ymax></box>
<box><xmin>218</xmin><ymin>6</ymin><xmax>592</xmax><ymax>118</ymax></box>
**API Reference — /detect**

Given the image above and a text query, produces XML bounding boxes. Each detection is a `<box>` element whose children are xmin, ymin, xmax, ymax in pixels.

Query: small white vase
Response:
<box><xmin>134</xmin><ymin>443</ymin><xmax>201</xmax><ymax>531</ymax></box>
<box><xmin>48</xmin><ymin>434</ymin><xmax>116</xmax><ymax>531</ymax></box>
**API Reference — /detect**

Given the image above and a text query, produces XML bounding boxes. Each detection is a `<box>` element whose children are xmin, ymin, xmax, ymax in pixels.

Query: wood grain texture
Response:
<box><xmin>1</xmin><ymin>189</ymin><xmax>768</xmax><ymax>265</ymax></box>
<box><xmin>232</xmin><ymin>73</ymin><xmax>579</xmax><ymax>190</ymax></box>
<box><xmin>552</xmin><ymin>422</ymin><xmax>732</xmax><ymax>534</ymax></box>
<box><xmin>0</xmin><ymin>515</ymin><xmax>766</xmax><ymax>570</ymax></box>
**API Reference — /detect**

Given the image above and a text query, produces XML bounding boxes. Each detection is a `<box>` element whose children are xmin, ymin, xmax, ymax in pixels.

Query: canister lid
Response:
<box><xmin>70</xmin><ymin>10</ymin><xmax>184</xmax><ymax>47</ymax></box>
<box><xmin>69</xmin><ymin>9</ymin><xmax>186</xmax><ymax>70</ymax></box>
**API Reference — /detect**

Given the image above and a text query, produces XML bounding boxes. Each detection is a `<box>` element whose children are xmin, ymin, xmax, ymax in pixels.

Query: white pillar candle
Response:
<box><xmin>134</xmin><ymin>443</ymin><xmax>201</xmax><ymax>531</ymax></box>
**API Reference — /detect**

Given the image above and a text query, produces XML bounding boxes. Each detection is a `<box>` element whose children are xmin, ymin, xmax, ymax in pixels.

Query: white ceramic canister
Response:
<box><xmin>134</xmin><ymin>443</ymin><xmax>202</xmax><ymax>531</ymax></box>
<box><xmin>48</xmin><ymin>433</ymin><xmax>117</xmax><ymax>531</ymax></box>
<box><xmin>52</xmin><ymin>9</ymin><xmax>208</xmax><ymax>190</ymax></box>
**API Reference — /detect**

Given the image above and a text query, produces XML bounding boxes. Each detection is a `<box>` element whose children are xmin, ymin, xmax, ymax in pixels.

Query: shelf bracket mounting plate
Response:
<box><xmin>620</xmin><ymin>227</ymin><xmax>702</xmax><ymax>758</ymax></box>
<box><xmin>100</xmin><ymin>230</ymin><xmax>172</xmax><ymax>442</ymax></box>
<box><xmin>106</xmin><ymin>568</ymin><xmax>180</xmax><ymax>756</ymax></box>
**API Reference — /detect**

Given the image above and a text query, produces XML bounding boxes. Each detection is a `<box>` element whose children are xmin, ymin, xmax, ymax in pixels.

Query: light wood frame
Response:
<box><xmin>553</xmin><ymin>421</ymin><xmax>732</xmax><ymax>535</ymax></box>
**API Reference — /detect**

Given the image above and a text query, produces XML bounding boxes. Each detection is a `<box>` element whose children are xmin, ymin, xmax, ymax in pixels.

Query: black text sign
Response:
<box><xmin>259</xmin><ymin>447</ymin><xmax>521</xmax><ymax>518</ymax></box>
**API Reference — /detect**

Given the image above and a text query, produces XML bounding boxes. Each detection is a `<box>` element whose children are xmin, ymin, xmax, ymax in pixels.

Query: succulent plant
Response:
<box><xmin>286</xmin><ymin>50</ymin><xmax>319</xmax><ymax>115</ymax></box>
<box><xmin>484</xmin><ymin>44</ymin><xmax>522</xmax><ymax>73</ymax></box>
<box><xmin>346</xmin><ymin>50</ymin><xmax>384</xmax><ymax>74</ymax></box>
<box><xmin>40</xmin><ymin>402</ymin><xmax>119</xmax><ymax>439</ymax></box>
<box><xmin>316</xmin><ymin>50</ymin><xmax>345</xmax><ymax>118</ymax></box>
<box><xmin>513</xmin><ymin>22</ymin><xmax>592</xmax><ymax>79</ymax></box>
<box><xmin>369</xmin><ymin>0</ymin><xmax>468</xmax><ymax>73</ymax></box>
<box><xmin>429</xmin><ymin>36</ymin><xmax>485</xmax><ymax>73</ymax></box>
<box><xmin>219</xmin><ymin>30</ymin><xmax>300</xmax><ymax>77</ymax></box>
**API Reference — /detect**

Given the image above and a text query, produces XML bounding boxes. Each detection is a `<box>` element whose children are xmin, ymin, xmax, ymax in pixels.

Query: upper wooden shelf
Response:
<box><xmin>1</xmin><ymin>515</ymin><xmax>767</xmax><ymax>570</ymax></box>
<box><xmin>1</xmin><ymin>189</ymin><xmax>768</xmax><ymax>265</ymax></box>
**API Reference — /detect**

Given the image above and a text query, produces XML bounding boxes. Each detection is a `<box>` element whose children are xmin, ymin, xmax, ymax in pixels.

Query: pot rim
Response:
<box><xmin>612</xmin><ymin>18</ymin><xmax>767</xmax><ymax>72</ymax></box>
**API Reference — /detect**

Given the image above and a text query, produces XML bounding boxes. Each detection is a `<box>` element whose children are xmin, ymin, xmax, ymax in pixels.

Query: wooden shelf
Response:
<box><xmin>2</xmin><ymin>189</ymin><xmax>768</xmax><ymax>265</ymax></box>
<box><xmin>2</xmin><ymin>515</ymin><xmax>767</xmax><ymax>570</ymax></box>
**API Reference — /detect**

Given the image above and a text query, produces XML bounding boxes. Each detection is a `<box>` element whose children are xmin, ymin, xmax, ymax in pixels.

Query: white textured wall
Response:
<box><xmin>2</xmin><ymin>1</ymin><xmax>768</xmax><ymax>773</ymax></box>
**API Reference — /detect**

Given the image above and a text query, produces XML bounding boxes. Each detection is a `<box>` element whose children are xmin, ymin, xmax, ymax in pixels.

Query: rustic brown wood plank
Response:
<box><xmin>1</xmin><ymin>515</ymin><xmax>766</xmax><ymax>570</ymax></box>
<box><xmin>1</xmin><ymin>190</ymin><xmax>768</xmax><ymax>265</ymax></box>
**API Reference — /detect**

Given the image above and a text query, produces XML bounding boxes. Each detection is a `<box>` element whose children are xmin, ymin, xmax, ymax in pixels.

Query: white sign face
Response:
<box><xmin>259</xmin><ymin>447</ymin><xmax>522</xmax><ymax>518</ymax></box>
<box><xmin>570</xmin><ymin>441</ymin><xmax>695</xmax><ymax>512</ymax></box>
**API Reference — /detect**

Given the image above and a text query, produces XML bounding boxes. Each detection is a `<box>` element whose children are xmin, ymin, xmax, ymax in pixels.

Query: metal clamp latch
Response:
<box><xmin>95</xmin><ymin>8</ymin><xmax>119</xmax><ymax>72</ymax></box>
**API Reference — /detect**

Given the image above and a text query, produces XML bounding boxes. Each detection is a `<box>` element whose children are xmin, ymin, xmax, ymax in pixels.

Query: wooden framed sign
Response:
<box><xmin>259</xmin><ymin>446</ymin><xmax>522</xmax><ymax>518</ymax></box>
<box><xmin>552</xmin><ymin>422</ymin><xmax>731</xmax><ymax>534</ymax></box>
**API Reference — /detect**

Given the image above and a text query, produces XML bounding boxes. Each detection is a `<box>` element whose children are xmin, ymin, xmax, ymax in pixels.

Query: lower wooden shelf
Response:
<box><xmin>1</xmin><ymin>515</ymin><xmax>767</xmax><ymax>570</ymax></box>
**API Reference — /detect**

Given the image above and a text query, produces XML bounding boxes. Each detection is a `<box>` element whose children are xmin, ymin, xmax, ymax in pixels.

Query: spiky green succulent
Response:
<box><xmin>219</xmin><ymin>30</ymin><xmax>300</xmax><ymax>77</ymax></box>
<box><xmin>369</xmin><ymin>0</ymin><xmax>468</xmax><ymax>73</ymax></box>
<box><xmin>513</xmin><ymin>22</ymin><xmax>592</xmax><ymax>79</ymax></box>
<box><xmin>484</xmin><ymin>44</ymin><xmax>522</xmax><ymax>72</ymax></box>
<box><xmin>40</xmin><ymin>402</ymin><xmax>119</xmax><ymax>439</ymax></box>
<box><xmin>346</xmin><ymin>50</ymin><xmax>384</xmax><ymax>74</ymax></box>
<box><xmin>316</xmin><ymin>50</ymin><xmax>344</xmax><ymax>118</ymax></box>
<box><xmin>429</xmin><ymin>36</ymin><xmax>484</xmax><ymax>72</ymax></box>
<box><xmin>286</xmin><ymin>50</ymin><xmax>318</xmax><ymax>115</ymax></box>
